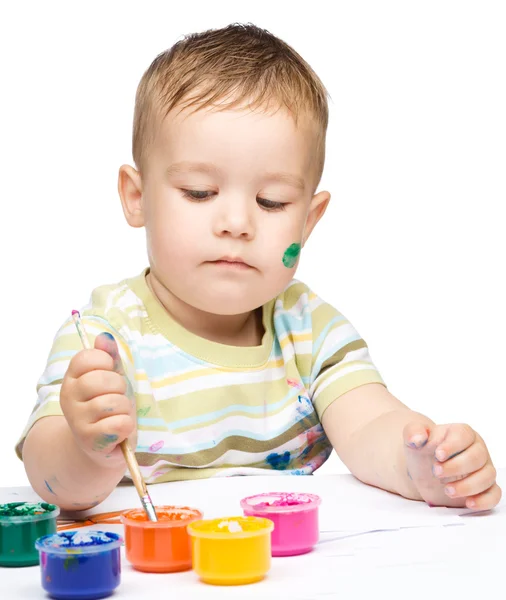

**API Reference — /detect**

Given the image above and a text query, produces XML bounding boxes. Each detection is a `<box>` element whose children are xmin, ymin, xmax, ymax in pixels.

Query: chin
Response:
<box><xmin>196</xmin><ymin>298</ymin><xmax>258</xmax><ymax>316</ymax></box>
<box><xmin>187</xmin><ymin>288</ymin><xmax>261</xmax><ymax>315</ymax></box>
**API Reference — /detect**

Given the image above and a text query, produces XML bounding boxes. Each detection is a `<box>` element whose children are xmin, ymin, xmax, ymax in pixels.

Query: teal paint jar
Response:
<box><xmin>0</xmin><ymin>502</ymin><xmax>60</xmax><ymax>567</ymax></box>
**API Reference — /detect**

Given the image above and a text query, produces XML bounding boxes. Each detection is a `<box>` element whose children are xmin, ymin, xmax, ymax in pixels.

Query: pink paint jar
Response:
<box><xmin>240</xmin><ymin>492</ymin><xmax>321</xmax><ymax>557</ymax></box>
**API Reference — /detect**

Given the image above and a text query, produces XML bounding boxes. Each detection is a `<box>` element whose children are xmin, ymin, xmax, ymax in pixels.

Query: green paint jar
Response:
<box><xmin>0</xmin><ymin>502</ymin><xmax>60</xmax><ymax>567</ymax></box>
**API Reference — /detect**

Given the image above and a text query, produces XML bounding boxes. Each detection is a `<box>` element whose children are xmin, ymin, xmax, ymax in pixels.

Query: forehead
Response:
<box><xmin>151</xmin><ymin>102</ymin><xmax>321</xmax><ymax>188</ymax></box>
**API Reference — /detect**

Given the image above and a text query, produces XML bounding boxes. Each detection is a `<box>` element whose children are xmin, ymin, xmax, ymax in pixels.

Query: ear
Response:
<box><xmin>301</xmin><ymin>190</ymin><xmax>331</xmax><ymax>247</ymax></box>
<box><xmin>118</xmin><ymin>164</ymin><xmax>144</xmax><ymax>228</ymax></box>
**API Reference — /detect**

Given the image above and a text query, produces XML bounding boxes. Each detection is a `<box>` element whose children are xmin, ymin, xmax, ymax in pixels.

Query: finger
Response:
<box><xmin>443</xmin><ymin>463</ymin><xmax>497</xmax><ymax>499</ymax></box>
<box><xmin>434</xmin><ymin>423</ymin><xmax>476</xmax><ymax>462</ymax></box>
<box><xmin>94</xmin><ymin>333</ymin><xmax>125</xmax><ymax>376</ymax></box>
<box><xmin>439</xmin><ymin>473</ymin><xmax>467</xmax><ymax>485</ymax></box>
<box><xmin>68</xmin><ymin>348</ymin><xmax>115</xmax><ymax>379</ymax></box>
<box><xmin>404</xmin><ymin>422</ymin><xmax>449</xmax><ymax>450</ymax></box>
<box><xmin>432</xmin><ymin>440</ymin><xmax>488</xmax><ymax>480</ymax></box>
<box><xmin>75</xmin><ymin>370</ymin><xmax>127</xmax><ymax>403</ymax></box>
<box><xmin>465</xmin><ymin>483</ymin><xmax>502</xmax><ymax>511</ymax></box>
<box><xmin>87</xmin><ymin>394</ymin><xmax>133</xmax><ymax>423</ymax></box>
<box><xmin>95</xmin><ymin>332</ymin><xmax>136</xmax><ymax>404</ymax></box>
<box><xmin>403</xmin><ymin>422</ymin><xmax>431</xmax><ymax>448</ymax></box>
<box><xmin>85</xmin><ymin>414</ymin><xmax>136</xmax><ymax>454</ymax></box>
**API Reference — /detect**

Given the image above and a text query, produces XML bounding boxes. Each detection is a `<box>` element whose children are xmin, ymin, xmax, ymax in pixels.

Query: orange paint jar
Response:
<box><xmin>120</xmin><ymin>506</ymin><xmax>202</xmax><ymax>573</ymax></box>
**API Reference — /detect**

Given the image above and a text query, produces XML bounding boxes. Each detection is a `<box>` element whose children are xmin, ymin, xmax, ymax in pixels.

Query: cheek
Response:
<box><xmin>257</xmin><ymin>213</ymin><xmax>305</xmax><ymax>264</ymax></box>
<box><xmin>145</xmin><ymin>200</ymin><xmax>201</xmax><ymax>265</ymax></box>
<box><xmin>152</xmin><ymin>225</ymin><xmax>195</xmax><ymax>264</ymax></box>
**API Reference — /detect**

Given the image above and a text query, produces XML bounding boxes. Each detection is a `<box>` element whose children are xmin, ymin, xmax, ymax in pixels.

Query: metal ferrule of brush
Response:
<box><xmin>141</xmin><ymin>497</ymin><xmax>158</xmax><ymax>522</ymax></box>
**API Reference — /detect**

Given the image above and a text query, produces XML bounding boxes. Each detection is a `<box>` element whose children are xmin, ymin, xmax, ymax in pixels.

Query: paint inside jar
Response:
<box><xmin>0</xmin><ymin>502</ymin><xmax>59</xmax><ymax>567</ymax></box>
<box><xmin>241</xmin><ymin>492</ymin><xmax>321</xmax><ymax>556</ymax></box>
<box><xmin>35</xmin><ymin>530</ymin><xmax>122</xmax><ymax>600</ymax></box>
<box><xmin>188</xmin><ymin>516</ymin><xmax>273</xmax><ymax>586</ymax></box>
<box><xmin>121</xmin><ymin>506</ymin><xmax>202</xmax><ymax>573</ymax></box>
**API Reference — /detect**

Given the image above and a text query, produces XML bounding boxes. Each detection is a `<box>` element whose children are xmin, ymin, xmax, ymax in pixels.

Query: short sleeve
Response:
<box><xmin>308</xmin><ymin>296</ymin><xmax>386</xmax><ymax>420</ymax></box>
<box><xmin>15</xmin><ymin>313</ymin><xmax>135</xmax><ymax>459</ymax></box>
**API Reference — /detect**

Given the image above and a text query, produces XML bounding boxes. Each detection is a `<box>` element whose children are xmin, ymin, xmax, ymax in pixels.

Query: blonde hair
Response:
<box><xmin>133</xmin><ymin>23</ymin><xmax>330</xmax><ymax>184</ymax></box>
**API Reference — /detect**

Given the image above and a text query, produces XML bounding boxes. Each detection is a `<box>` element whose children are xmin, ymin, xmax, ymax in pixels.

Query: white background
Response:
<box><xmin>0</xmin><ymin>1</ymin><xmax>504</xmax><ymax>487</ymax></box>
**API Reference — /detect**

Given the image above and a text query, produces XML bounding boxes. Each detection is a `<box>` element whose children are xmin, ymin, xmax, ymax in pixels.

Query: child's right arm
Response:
<box><xmin>22</xmin><ymin>333</ymin><xmax>136</xmax><ymax>511</ymax></box>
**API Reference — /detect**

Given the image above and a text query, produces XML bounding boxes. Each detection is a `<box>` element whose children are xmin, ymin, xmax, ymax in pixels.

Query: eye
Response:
<box><xmin>181</xmin><ymin>190</ymin><xmax>215</xmax><ymax>201</ymax></box>
<box><xmin>257</xmin><ymin>198</ymin><xmax>287</xmax><ymax>211</ymax></box>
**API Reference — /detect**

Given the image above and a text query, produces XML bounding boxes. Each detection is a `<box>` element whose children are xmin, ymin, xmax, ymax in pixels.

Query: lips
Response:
<box><xmin>217</xmin><ymin>256</ymin><xmax>247</xmax><ymax>264</ymax></box>
<box><xmin>210</xmin><ymin>256</ymin><xmax>254</xmax><ymax>269</ymax></box>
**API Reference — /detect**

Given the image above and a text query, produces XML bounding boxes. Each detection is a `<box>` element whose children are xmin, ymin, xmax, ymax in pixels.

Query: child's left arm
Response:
<box><xmin>321</xmin><ymin>383</ymin><xmax>501</xmax><ymax>510</ymax></box>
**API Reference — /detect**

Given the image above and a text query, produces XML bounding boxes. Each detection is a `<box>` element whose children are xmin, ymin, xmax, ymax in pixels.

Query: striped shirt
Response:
<box><xmin>17</xmin><ymin>269</ymin><xmax>385</xmax><ymax>482</ymax></box>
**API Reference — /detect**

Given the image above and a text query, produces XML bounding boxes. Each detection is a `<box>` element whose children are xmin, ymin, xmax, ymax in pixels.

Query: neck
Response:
<box><xmin>146</xmin><ymin>271</ymin><xmax>263</xmax><ymax>347</ymax></box>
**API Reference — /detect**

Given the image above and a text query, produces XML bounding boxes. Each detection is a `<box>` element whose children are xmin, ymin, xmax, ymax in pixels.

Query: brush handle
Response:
<box><xmin>120</xmin><ymin>441</ymin><xmax>147</xmax><ymax>497</ymax></box>
<box><xmin>120</xmin><ymin>441</ymin><xmax>158</xmax><ymax>522</ymax></box>
<box><xmin>71</xmin><ymin>311</ymin><xmax>156</xmax><ymax>521</ymax></box>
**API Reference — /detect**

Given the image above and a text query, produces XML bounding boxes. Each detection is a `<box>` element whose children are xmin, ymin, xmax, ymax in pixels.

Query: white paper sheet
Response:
<box><xmin>0</xmin><ymin>473</ymin><xmax>473</xmax><ymax>531</ymax></box>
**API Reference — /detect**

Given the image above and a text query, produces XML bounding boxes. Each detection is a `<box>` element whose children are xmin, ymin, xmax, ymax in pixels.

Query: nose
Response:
<box><xmin>213</xmin><ymin>194</ymin><xmax>255</xmax><ymax>240</ymax></box>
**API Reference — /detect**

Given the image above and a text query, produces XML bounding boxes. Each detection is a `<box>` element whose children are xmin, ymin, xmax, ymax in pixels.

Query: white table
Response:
<box><xmin>2</xmin><ymin>471</ymin><xmax>505</xmax><ymax>599</ymax></box>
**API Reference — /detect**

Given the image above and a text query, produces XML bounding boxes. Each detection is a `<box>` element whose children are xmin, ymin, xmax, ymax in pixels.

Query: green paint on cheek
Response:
<box><xmin>93</xmin><ymin>434</ymin><xmax>118</xmax><ymax>451</ymax></box>
<box><xmin>282</xmin><ymin>243</ymin><xmax>301</xmax><ymax>268</ymax></box>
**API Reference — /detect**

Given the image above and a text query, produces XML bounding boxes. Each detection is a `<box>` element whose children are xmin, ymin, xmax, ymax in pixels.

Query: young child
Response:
<box><xmin>18</xmin><ymin>23</ymin><xmax>500</xmax><ymax>512</ymax></box>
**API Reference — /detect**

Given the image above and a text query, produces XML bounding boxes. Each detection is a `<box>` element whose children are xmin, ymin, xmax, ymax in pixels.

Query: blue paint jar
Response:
<box><xmin>35</xmin><ymin>530</ymin><xmax>122</xmax><ymax>600</ymax></box>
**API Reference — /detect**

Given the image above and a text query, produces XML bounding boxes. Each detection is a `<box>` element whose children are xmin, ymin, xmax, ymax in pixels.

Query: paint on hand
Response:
<box><xmin>406</xmin><ymin>434</ymin><xmax>428</xmax><ymax>449</ymax></box>
<box><xmin>447</xmin><ymin>450</ymin><xmax>464</xmax><ymax>461</ymax></box>
<box><xmin>44</xmin><ymin>480</ymin><xmax>57</xmax><ymax>496</ymax></box>
<box><xmin>0</xmin><ymin>502</ymin><xmax>57</xmax><ymax>517</ymax></box>
<box><xmin>282</xmin><ymin>243</ymin><xmax>301</xmax><ymax>268</ymax></box>
<box><xmin>98</xmin><ymin>332</ymin><xmax>123</xmax><ymax>373</ymax></box>
<box><xmin>93</xmin><ymin>434</ymin><xmax>118</xmax><ymax>452</ymax></box>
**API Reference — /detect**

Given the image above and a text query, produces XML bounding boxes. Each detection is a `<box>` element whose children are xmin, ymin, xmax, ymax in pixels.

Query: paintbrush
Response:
<box><xmin>71</xmin><ymin>310</ymin><xmax>158</xmax><ymax>522</ymax></box>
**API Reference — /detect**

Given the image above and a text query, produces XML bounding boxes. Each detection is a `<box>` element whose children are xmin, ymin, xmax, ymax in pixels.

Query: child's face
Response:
<box><xmin>119</xmin><ymin>104</ymin><xmax>330</xmax><ymax>315</ymax></box>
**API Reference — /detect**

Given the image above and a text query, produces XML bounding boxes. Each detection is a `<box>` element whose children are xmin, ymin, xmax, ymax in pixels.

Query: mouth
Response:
<box><xmin>209</xmin><ymin>256</ymin><xmax>254</xmax><ymax>270</ymax></box>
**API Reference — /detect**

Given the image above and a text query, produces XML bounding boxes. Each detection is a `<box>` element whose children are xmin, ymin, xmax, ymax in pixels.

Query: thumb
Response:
<box><xmin>404</xmin><ymin>422</ymin><xmax>431</xmax><ymax>449</ymax></box>
<box><xmin>94</xmin><ymin>332</ymin><xmax>125</xmax><ymax>375</ymax></box>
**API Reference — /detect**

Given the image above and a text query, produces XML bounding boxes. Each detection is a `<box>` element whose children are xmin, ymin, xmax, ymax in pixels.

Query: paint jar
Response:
<box><xmin>188</xmin><ymin>516</ymin><xmax>273</xmax><ymax>585</ymax></box>
<box><xmin>35</xmin><ymin>530</ymin><xmax>122</xmax><ymax>600</ymax></box>
<box><xmin>0</xmin><ymin>502</ymin><xmax>59</xmax><ymax>567</ymax></box>
<box><xmin>241</xmin><ymin>492</ymin><xmax>321</xmax><ymax>556</ymax></box>
<box><xmin>121</xmin><ymin>505</ymin><xmax>202</xmax><ymax>572</ymax></box>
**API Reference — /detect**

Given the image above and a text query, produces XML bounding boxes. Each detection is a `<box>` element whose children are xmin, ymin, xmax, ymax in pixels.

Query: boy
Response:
<box><xmin>18</xmin><ymin>23</ymin><xmax>500</xmax><ymax>512</ymax></box>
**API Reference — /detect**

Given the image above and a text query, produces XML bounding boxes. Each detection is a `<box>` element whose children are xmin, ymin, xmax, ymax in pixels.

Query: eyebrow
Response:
<box><xmin>166</xmin><ymin>161</ymin><xmax>306</xmax><ymax>191</ymax></box>
<box><xmin>166</xmin><ymin>161</ymin><xmax>221</xmax><ymax>177</ymax></box>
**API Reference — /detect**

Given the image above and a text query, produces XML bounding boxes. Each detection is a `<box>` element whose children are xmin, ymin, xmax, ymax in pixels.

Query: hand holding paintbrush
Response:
<box><xmin>70</xmin><ymin>311</ymin><xmax>158</xmax><ymax>521</ymax></box>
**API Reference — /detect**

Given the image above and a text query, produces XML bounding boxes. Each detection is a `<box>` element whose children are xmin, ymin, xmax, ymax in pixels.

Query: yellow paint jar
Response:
<box><xmin>188</xmin><ymin>516</ymin><xmax>273</xmax><ymax>586</ymax></box>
